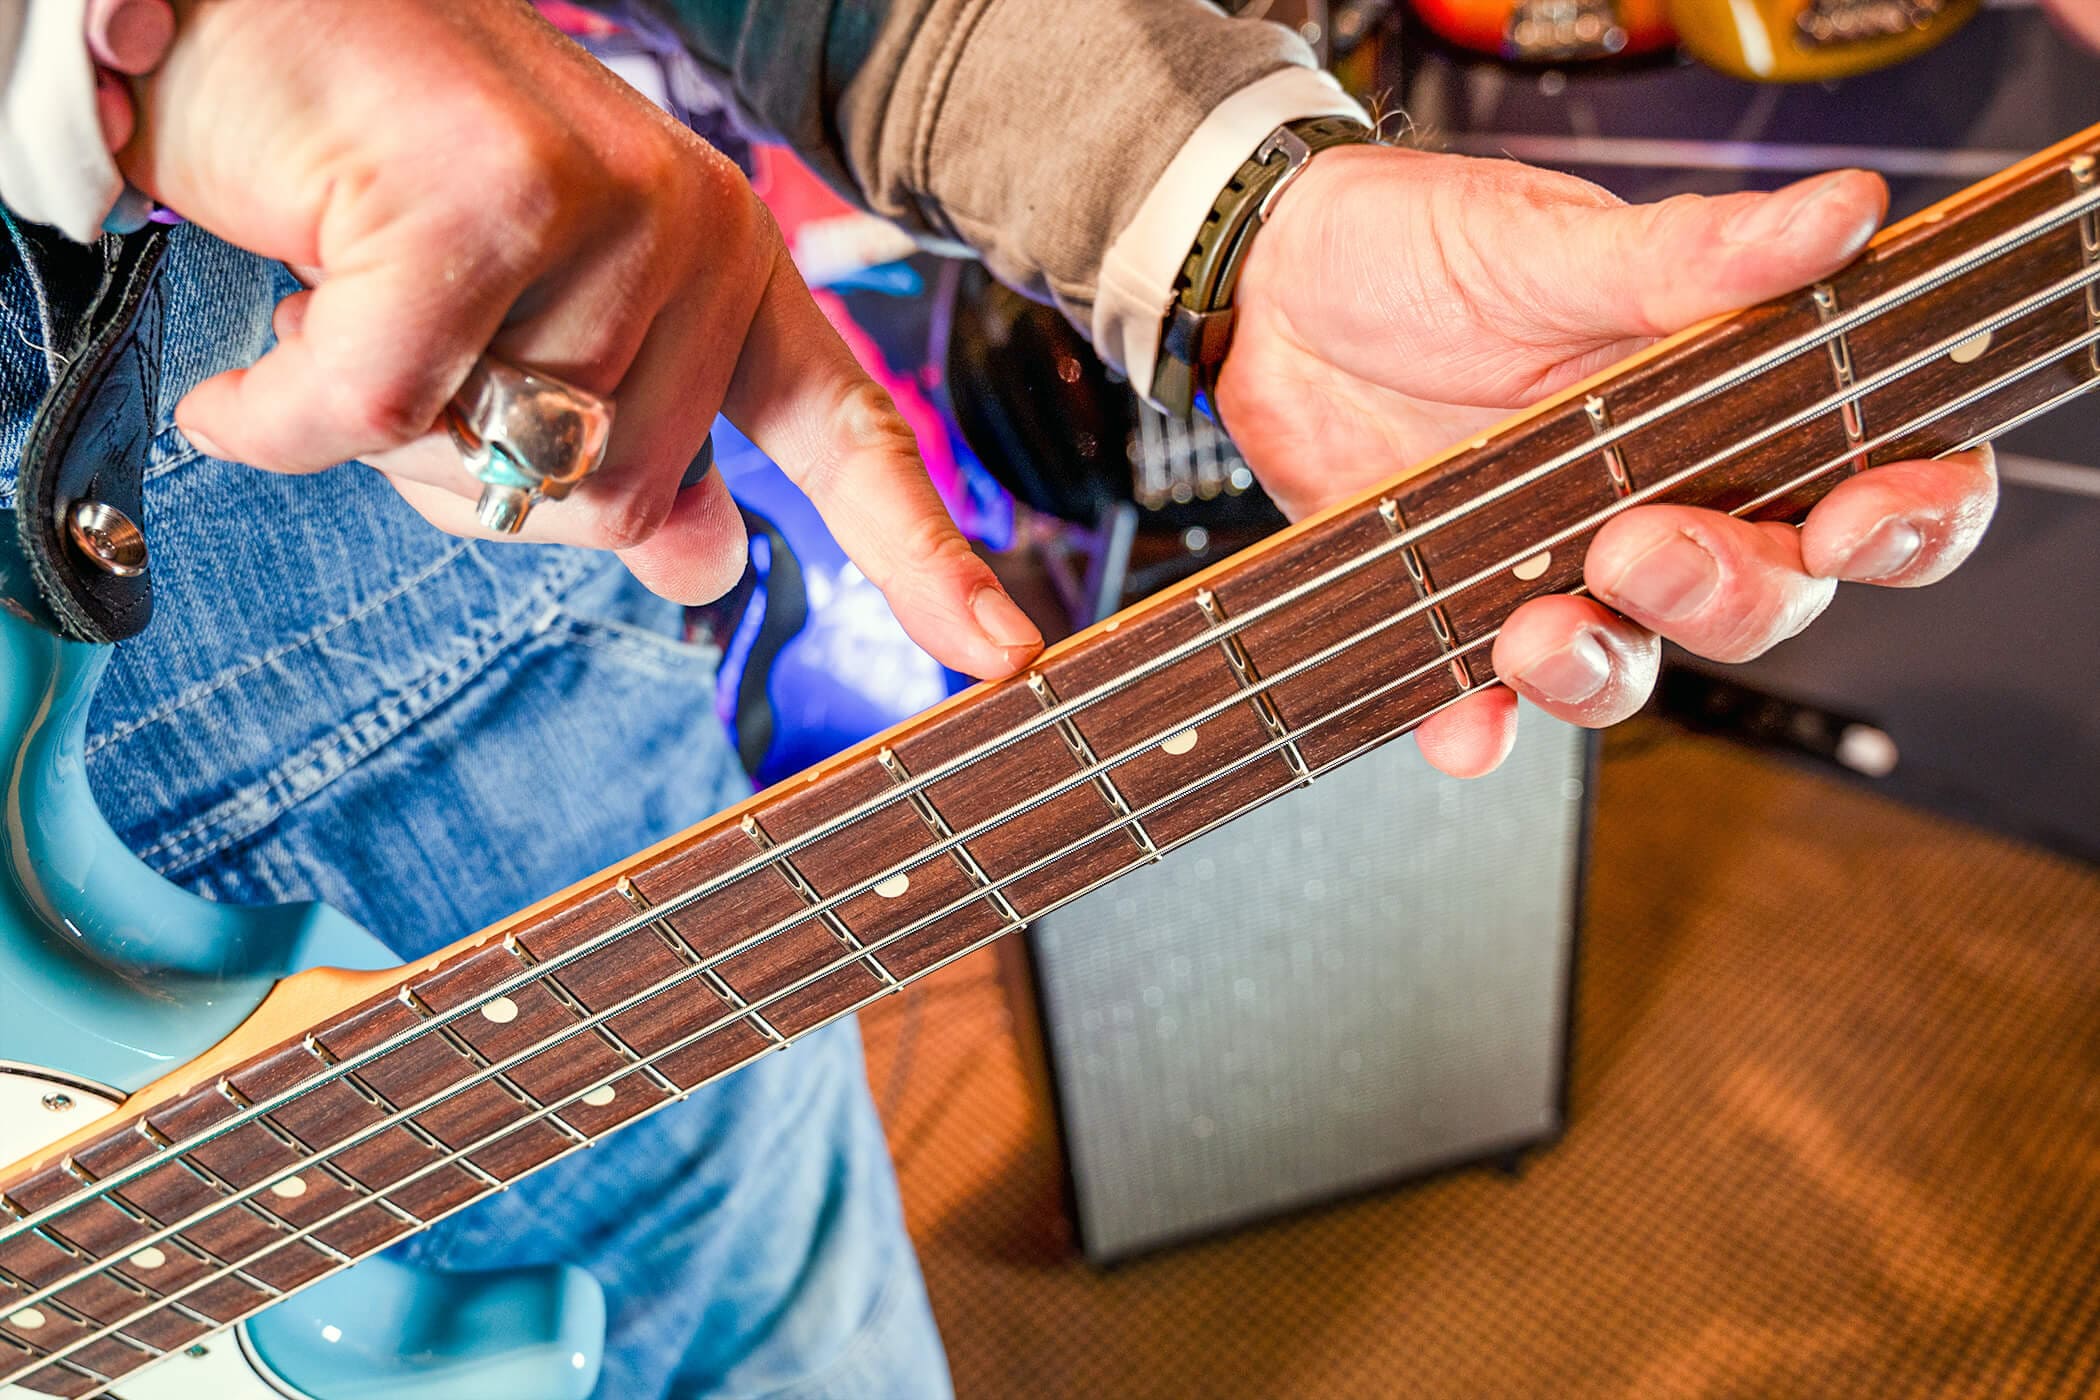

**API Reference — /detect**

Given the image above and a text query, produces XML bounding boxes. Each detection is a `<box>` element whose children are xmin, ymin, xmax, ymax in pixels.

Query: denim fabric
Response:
<box><xmin>0</xmin><ymin>225</ymin><xmax>951</xmax><ymax>1399</ymax></box>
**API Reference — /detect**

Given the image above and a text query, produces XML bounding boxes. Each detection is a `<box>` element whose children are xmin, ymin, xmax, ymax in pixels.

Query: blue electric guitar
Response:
<box><xmin>7</xmin><ymin>124</ymin><xmax>2100</xmax><ymax>1399</ymax></box>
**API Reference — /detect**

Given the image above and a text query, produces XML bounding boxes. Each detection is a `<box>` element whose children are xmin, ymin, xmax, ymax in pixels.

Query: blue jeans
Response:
<box><xmin>0</xmin><ymin>223</ymin><xmax>952</xmax><ymax>1399</ymax></box>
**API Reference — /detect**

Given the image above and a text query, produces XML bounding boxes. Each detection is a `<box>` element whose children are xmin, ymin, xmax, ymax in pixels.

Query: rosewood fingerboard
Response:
<box><xmin>8</xmin><ymin>127</ymin><xmax>2100</xmax><ymax>1398</ymax></box>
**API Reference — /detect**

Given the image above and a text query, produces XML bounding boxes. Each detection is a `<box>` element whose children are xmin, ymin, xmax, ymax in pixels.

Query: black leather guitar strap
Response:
<box><xmin>13</xmin><ymin>223</ymin><xmax>170</xmax><ymax>644</ymax></box>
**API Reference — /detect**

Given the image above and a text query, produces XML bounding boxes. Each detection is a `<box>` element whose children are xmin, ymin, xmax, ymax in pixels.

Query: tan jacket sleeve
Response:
<box><xmin>643</xmin><ymin>0</ymin><xmax>1326</xmax><ymax>333</ymax></box>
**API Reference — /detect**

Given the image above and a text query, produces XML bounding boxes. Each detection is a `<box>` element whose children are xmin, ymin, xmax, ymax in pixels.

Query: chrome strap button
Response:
<box><xmin>444</xmin><ymin>356</ymin><xmax>614</xmax><ymax>535</ymax></box>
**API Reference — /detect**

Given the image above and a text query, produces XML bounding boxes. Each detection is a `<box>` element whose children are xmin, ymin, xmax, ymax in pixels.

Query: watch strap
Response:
<box><xmin>1150</xmin><ymin>113</ymin><xmax>1374</xmax><ymax>419</ymax></box>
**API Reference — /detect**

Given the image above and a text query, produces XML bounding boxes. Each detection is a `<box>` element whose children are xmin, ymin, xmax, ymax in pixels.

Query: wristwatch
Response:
<box><xmin>1149</xmin><ymin>114</ymin><xmax>1378</xmax><ymax>421</ymax></box>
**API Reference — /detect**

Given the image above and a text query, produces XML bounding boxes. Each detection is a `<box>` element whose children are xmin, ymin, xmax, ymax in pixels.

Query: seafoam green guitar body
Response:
<box><xmin>0</xmin><ymin>514</ymin><xmax>604</xmax><ymax>1400</ymax></box>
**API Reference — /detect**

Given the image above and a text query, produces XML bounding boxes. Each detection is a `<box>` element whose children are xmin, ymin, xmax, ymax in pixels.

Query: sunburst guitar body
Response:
<box><xmin>1408</xmin><ymin>0</ymin><xmax>1678</xmax><ymax>61</ymax></box>
<box><xmin>1664</xmin><ymin>0</ymin><xmax>1981</xmax><ymax>80</ymax></box>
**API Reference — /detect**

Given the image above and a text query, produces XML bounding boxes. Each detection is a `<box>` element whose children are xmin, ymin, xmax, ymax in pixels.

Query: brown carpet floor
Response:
<box><xmin>858</xmin><ymin>723</ymin><xmax>2100</xmax><ymax>1399</ymax></box>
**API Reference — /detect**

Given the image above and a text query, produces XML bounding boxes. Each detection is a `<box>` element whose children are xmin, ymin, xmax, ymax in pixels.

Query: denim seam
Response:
<box><xmin>1</xmin><ymin>211</ymin><xmax>64</xmax><ymax>383</ymax></box>
<box><xmin>131</xmin><ymin>551</ymin><xmax>597</xmax><ymax>873</ymax></box>
<box><xmin>547</xmin><ymin>609</ymin><xmax>724</xmax><ymax>673</ymax></box>
<box><xmin>728</xmin><ymin>1241</ymin><xmax>921</xmax><ymax>1400</ymax></box>
<box><xmin>144</xmin><ymin>437</ymin><xmax>203</xmax><ymax>482</ymax></box>
<box><xmin>86</xmin><ymin>537</ymin><xmax>478</xmax><ymax>757</ymax></box>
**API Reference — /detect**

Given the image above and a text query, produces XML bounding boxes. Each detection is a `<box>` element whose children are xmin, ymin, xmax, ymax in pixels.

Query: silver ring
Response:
<box><xmin>444</xmin><ymin>355</ymin><xmax>615</xmax><ymax>534</ymax></box>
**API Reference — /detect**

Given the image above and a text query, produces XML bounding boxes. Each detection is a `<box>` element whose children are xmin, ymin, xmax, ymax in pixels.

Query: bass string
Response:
<box><xmin>13</xmin><ymin>673</ymin><xmax>1515</xmax><ymax>1397</ymax></box>
<box><xmin>5</xmin><ymin>204</ymin><xmax>2097</xmax><ymax>1260</ymax></box>
<box><xmin>5</xmin><ymin>251</ymin><xmax>2096</xmax><ymax>1329</ymax></box>
<box><xmin>9</xmin><ymin>289</ymin><xmax>2072</xmax><ymax>1329</ymax></box>
<box><xmin>14</xmin><ymin>336</ymin><xmax>2100</xmax><ymax>1394</ymax></box>
<box><xmin>451</xmin><ymin>184</ymin><xmax>2100</xmax><ymax>947</ymax></box>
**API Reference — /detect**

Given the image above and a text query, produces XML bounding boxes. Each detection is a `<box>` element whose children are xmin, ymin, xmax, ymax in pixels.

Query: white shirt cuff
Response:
<box><xmin>0</xmin><ymin>0</ymin><xmax>124</xmax><ymax>242</ymax></box>
<box><xmin>1092</xmin><ymin>64</ymin><xmax>1367</xmax><ymax>406</ymax></box>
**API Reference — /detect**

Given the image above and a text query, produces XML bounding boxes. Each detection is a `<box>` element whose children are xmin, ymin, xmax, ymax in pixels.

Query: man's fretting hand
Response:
<box><xmin>120</xmin><ymin>0</ymin><xmax>1041</xmax><ymax>679</ymax></box>
<box><xmin>1222</xmin><ymin>147</ymin><xmax>1996</xmax><ymax>777</ymax></box>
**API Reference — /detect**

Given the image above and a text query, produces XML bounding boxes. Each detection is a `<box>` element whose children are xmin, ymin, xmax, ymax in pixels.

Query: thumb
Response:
<box><xmin>1561</xmin><ymin>170</ymin><xmax>1888</xmax><ymax>340</ymax></box>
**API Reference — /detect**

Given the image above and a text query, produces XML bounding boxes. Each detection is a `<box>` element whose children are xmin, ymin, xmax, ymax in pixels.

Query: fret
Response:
<box><xmin>313</xmin><ymin>1056</ymin><xmax>506</xmax><ymax>1196</ymax></box>
<box><xmin>1211</xmin><ymin>499</ymin><xmax>1465</xmax><ymax>769</ymax></box>
<box><xmin>0</xmin><ymin>1152</ymin><xmax>263</xmax><ymax>1351</ymax></box>
<box><xmin>1375</xmin><ymin>500</ymin><xmax>1474</xmax><ymax>693</ymax></box>
<box><xmin>361</xmin><ymin>979</ymin><xmax>663</xmax><ymax>1159</ymax></box>
<box><xmin>628</xmin><ymin>830</ymin><xmax>863</xmax><ymax>1060</ymax></box>
<box><xmin>1191</xmin><ymin>588</ymin><xmax>1312</xmax><ymax>783</ymax></box>
<box><xmin>1041</xmin><ymin>605</ymin><xmax>1301</xmax><ymax>847</ymax></box>
<box><xmin>1026</xmin><ymin>671</ymin><xmax>1156</xmax><ymax>860</ymax></box>
<box><xmin>223</xmin><ymin>1059</ymin><xmax>462</xmax><ymax>1220</ymax></box>
<box><xmin>718</xmin><ymin>757</ymin><xmax>1010</xmax><ymax>990</ymax></box>
<box><xmin>45</xmin><ymin>1187</ymin><xmax>274</xmax><ymax>1340</ymax></box>
<box><xmin>740</xmin><ymin>816</ymin><xmax>901</xmax><ymax>992</ymax></box>
<box><xmin>1583</xmin><ymin>394</ymin><xmax>1635</xmax><ymax>498</ymax></box>
<box><xmin>613</xmin><ymin>877</ymin><xmax>786</xmax><ymax>1052</ymax></box>
<box><xmin>1810</xmin><ymin>282</ymin><xmax>1871</xmax><ymax>475</ymax></box>
<box><xmin>273</xmin><ymin>1004</ymin><xmax>555</xmax><ymax>1221</ymax></box>
<box><xmin>452</xmin><ymin>922</ymin><xmax>703</xmax><ymax>1121</ymax></box>
<box><xmin>876</xmin><ymin>747</ymin><xmax>1028</xmax><ymax>930</ymax></box>
<box><xmin>521</xmin><ymin>966</ymin><xmax>684</xmax><ymax>1105</ymax></box>
<box><xmin>2075</xmin><ymin>154</ymin><xmax>2099</xmax><ymax>370</ymax></box>
<box><xmin>7</xmin><ymin>1159</ymin><xmax>290</xmax><ymax>1344</ymax></box>
<box><xmin>889</xmin><ymin>681</ymin><xmax>1134</xmax><ymax>918</ymax></box>
<box><xmin>449</xmin><ymin>893</ymin><xmax>726</xmax><ymax>1123</ymax></box>
<box><xmin>1843</xmin><ymin>158</ymin><xmax>2099</xmax><ymax>469</ymax></box>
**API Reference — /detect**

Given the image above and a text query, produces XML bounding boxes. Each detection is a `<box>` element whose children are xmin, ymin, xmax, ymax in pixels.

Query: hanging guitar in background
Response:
<box><xmin>1398</xmin><ymin>0</ymin><xmax>1977</xmax><ymax>76</ymax></box>
<box><xmin>939</xmin><ymin>261</ymin><xmax>1282</xmax><ymax>530</ymax></box>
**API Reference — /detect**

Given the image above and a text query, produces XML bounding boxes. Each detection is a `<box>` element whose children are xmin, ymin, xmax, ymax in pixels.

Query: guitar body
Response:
<box><xmin>0</xmin><ymin>521</ymin><xmax>605</xmax><ymax>1400</ymax></box>
<box><xmin>1408</xmin><ymin>0</ymin><xmax>1676</xmax><ymax>61</ymax></box>
<box><xmin>1665</xmin><ymin>0</ymin><xmax>1980</xmax><ymax>81</ymax></box>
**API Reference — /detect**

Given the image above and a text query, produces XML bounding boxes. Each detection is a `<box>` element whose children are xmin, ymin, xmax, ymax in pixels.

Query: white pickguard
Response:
<box><xmin>0</xmin><ymin>1066</ymin><xmax>306</xmax><ymax>1400</ymax></box>
<box><xmin>0</xmin><ymin>1066</ymin><xmax>123</xmax><ymax>1178</ymax></box>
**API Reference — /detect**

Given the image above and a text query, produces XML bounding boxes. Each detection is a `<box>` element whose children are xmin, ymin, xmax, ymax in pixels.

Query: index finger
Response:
<box><xmin>688</xmin><ymin>243</ymin><xmax>1043</xmax><ymax>681</ymax></box>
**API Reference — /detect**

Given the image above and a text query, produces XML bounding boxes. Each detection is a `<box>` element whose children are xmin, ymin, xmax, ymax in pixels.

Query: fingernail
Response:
<box><xmin>1725</xmin><ymin>172</ymin><xmax>1853</xmax><ymax>249</ymax></box>
<box><xmin>87</xmin><ymin>0</ymin><xmax>177</xmax><ymax>76</ymax></box>
<box><xmin>1609</xmin><ymin>534</ymin><xmax>1719</xmax><ymax>622</ymax></box>
<box><xmin>1835</xmin><ymin>517</ymin><xmax>1923</xmax><ymax>581</ymax></box>
<box><xmin>1515</xmin><ymin>628</ymin><xmax>1613</xmax><ymax>706</ymax></box>
<box><xmin>970</xmin><ymin>586</ymin><xmax>1041</xmax><ymax>653</ymax></box>
<box><xmin>93</xmin><ymin>69</ymin><xmax>134</xmax><ymax>151</ymax></box>
<box><xmin>183</xmin><ymin>424</ymin><xmax>228</xmax><ymax>460</ymax></box>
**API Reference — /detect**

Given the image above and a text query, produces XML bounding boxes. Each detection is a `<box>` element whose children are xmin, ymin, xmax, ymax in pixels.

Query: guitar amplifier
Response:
<box><xmin>1027</xmin><ymin>718</ymin><xmax>1590</xmax><ymax>1263</ymax></box>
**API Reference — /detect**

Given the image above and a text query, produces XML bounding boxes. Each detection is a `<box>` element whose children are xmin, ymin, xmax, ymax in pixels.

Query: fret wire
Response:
<box><xmin>1193</xmin><ymin>588</ymin><xmax>1314</xmax><ymax>781</ymax></box>
<box><xmin>2076</xmin><ymin>156</ymin><xmax>2100</xmax><ymax>373</ymax></box>
<box><xmin>29</xmin><ymin>320</ymin><xmax>2100</xmax><ymax>1388</ymax></box>
<box><xmin>1810</xmin><ymin>282</ymin><xmax>1871</xmax><ymax>473</ymax></box>
<box><xmin>877</xmin><ymin>747</ymin><xmax>1030</xmax><ymax>929</ymax></box>
<box><xmin>1028</xmin><ymin>671</ymin><xmax>1157</xmax><ymax>858</ymax></box>
<box><xmin>618</xmin><ymin>878</ymin><xmax>790</xmax><ymax>1049</ymax></box>
<box><xmin>8</xmin><ymin>252</ymin><xmax>2099</xmax><ymax>1293</ymax></box>
<box><xmin>741</xmin><ymin>816</ymin><xmax>902</xmax><ymax>991</ymax></box>
<box><xmin>28</xmin><ymin>317</ymin><xmax>2100</xmax><ymax>1389</ymax></box>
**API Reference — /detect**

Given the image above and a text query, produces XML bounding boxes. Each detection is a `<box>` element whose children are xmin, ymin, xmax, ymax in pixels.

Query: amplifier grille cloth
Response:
<box><xmin>1030</xmin><ymin>720</ymin><xmax>1588</xmax><ymax>1261</ymax></box>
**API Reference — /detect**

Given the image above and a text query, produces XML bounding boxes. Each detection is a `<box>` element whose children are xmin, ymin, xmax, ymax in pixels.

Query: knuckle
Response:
<box><xmin>661</xmin><ymin>141</ymin><xmax>763</xmax><ymax>249</ymax></box>
<box><xmin>801</xmin><ymin>380</ymin><xmax>919</xmax><ymax>507</ymax></box>
<box><xmin>587</xmin><ymin>492</ymin><xmax>669</xmax><ymax>553</ymax></box>
<box><xmin>340</xmin><ymin>376</ymin><xmax>444</xmax><ymax>449</ymax></box>
<box><xmin>831</xmin><ymin>380</ymin><xmax>917</xmax><ymax>461</ymax></box>
<box><xmin>437</xmin><ymin>101</ymin><xmax>570</xmax><ymax>261</ymax></box>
